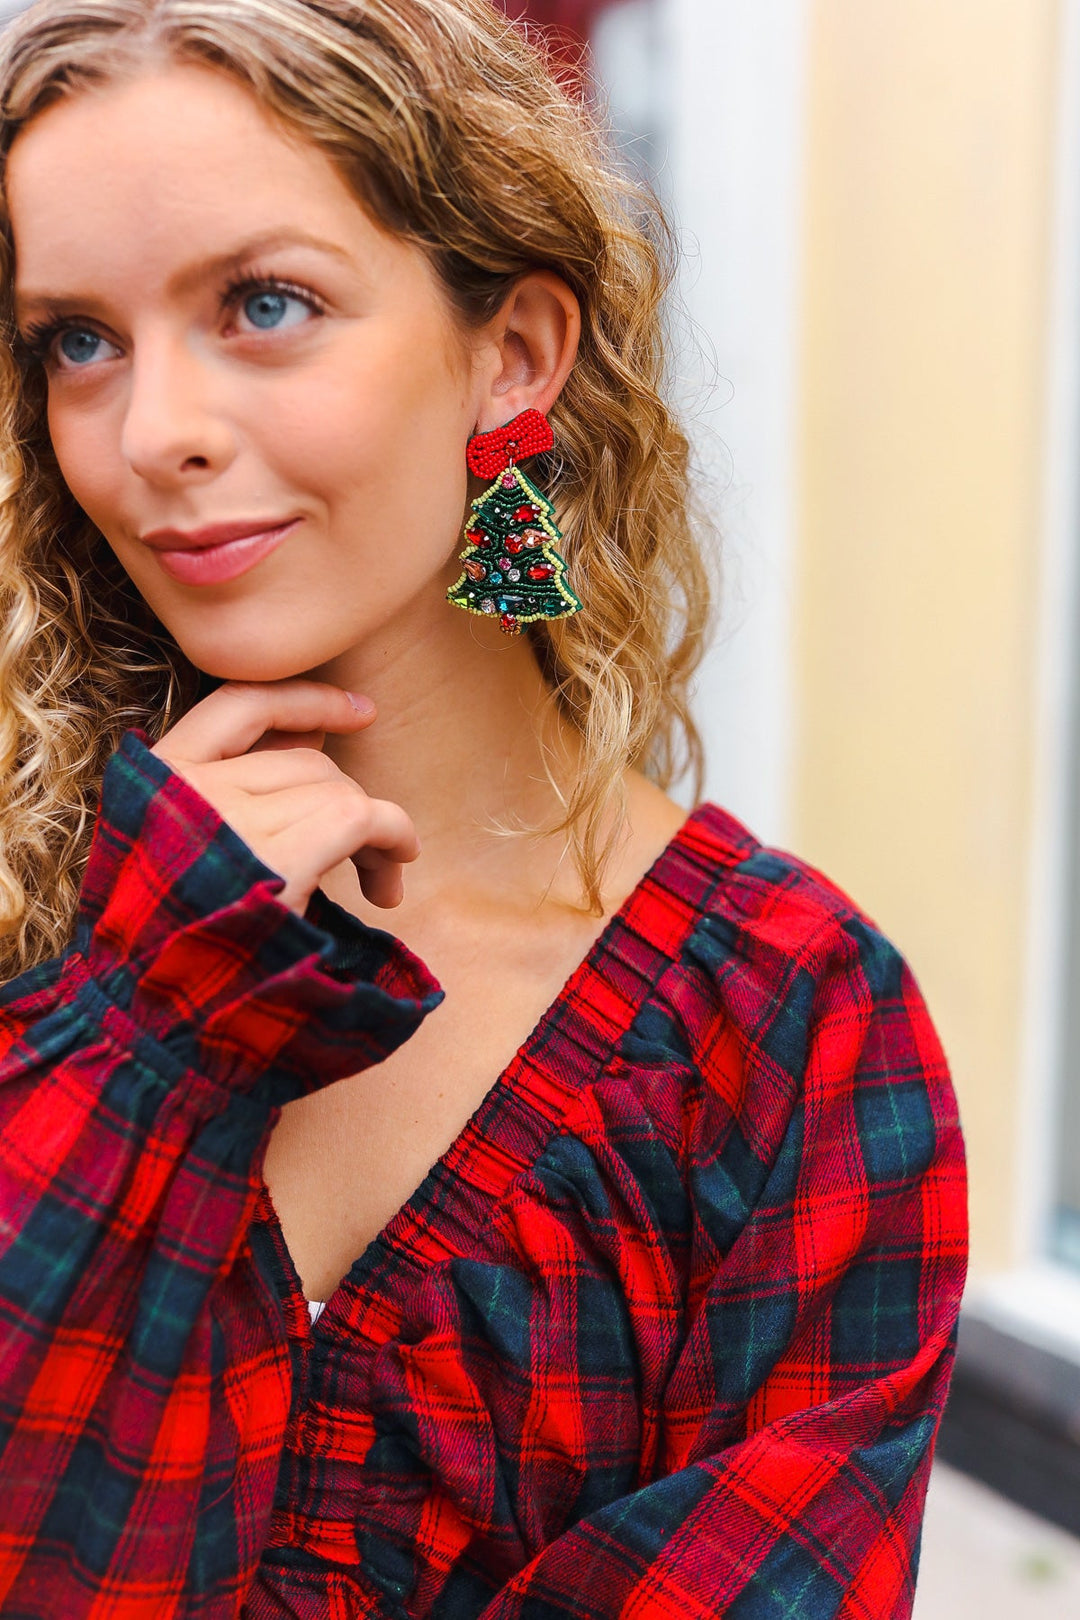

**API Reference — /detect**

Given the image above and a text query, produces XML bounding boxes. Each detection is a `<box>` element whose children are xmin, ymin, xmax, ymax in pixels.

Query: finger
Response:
<box><xmin>262</xmin><ymin>799</ymin><xmax>417</xmax><ymax>909</ymax></box>
<box><xmin>247</xmin><ymin>728</ymin><xmax>327</xmax><ymax>755</ymax></box>
<box><xmin>153</xmin><ymin>679</ymin><xmax>375</xmax><ymax>766</ymax></box>
<box><xmin>199</xmin><ymin>746</ymin><xmax>339</xmax><ymax>793</ymax></box>
<box><xmin>274</xmin><ymin>840</ymin><xmax>404</xmax><ymax>914</ymax></box>
<box><xmin>351</xmin><ymin>846</ymin><xmax>406</xmax><ymax>909</ymax></box>
<box><xmin>255</xmin><ymin>783</ymin><xmax>420</xmax><ymax>864</ymax></box>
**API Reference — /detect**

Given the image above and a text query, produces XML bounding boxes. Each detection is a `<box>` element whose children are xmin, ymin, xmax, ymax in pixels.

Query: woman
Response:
<box><xmin>0</xmin><ymin>1</ymin><xmax>967</xmax><ymax>1615</ymax></box>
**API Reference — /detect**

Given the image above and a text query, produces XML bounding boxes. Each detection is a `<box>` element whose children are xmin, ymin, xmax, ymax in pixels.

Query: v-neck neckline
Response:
<box><xmin>252</xmin><ymin>800</ymin><xmax>739</xmax><ymax>1341</ymax></box>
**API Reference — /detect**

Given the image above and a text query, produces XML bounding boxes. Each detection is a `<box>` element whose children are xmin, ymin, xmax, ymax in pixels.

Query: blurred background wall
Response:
<box><xmin>795</xmin><ymin>0</ymin><xmax>1058</xmax><ymax>1297</ymax></box>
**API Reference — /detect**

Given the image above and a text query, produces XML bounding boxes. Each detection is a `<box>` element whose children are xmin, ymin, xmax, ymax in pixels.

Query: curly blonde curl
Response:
<box><xmin>0</xmin><ymin>0</ymin><xmax>715</xmax><ymax>981</ymax></box>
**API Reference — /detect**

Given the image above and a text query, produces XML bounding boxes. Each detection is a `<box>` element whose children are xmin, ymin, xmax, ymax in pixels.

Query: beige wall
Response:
<box><xmin>794</xmin><ymin>0</ymin><xmax>1060</xmax><ymax>1278</ymax></box>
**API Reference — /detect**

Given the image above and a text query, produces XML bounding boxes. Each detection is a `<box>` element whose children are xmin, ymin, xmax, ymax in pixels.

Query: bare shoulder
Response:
<box><xmin>623</xmin><ymin>768</ymin><xmax>691</xmax><ymax>841</ymax></box>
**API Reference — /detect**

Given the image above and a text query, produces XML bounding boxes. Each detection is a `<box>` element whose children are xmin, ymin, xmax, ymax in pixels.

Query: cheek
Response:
<box><xmin>47</xmin><ymin>399</ymin><xmax>119</xmax><ymax>520</ymax></box>
<box><xmin>287</xmin><ymin>342</ymin><xmax>473</xmax><ymax>555</ymax></box>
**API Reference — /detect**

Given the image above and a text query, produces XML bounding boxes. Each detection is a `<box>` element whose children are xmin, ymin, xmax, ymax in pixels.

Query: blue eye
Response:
<box><xmin>58</xmin><ymin>329</ymin><xmax>110</xmax><ymax>366</ymax></box>
<box><xmin>238</xmin><ymin>287</ymin><xmax>312</xmax><ymax>331</ymax></box>
<box><xmin>228</xmin><ymin>272</ymin><xmax>325</xmax><ymax>335</ymax></box>
<box><xmin>15</xmin><ymin>319</ymin><xmax>120</xmax><ymax>370</ymax></box>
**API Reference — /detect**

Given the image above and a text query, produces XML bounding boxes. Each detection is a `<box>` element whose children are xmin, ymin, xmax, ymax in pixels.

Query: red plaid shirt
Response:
<box><xmin>0</xmin><ymin>730</ymin><xmax>967</xmax><ymax>1618</ymax></box>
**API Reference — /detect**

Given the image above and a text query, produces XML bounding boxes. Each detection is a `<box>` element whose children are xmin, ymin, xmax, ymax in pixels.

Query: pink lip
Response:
<box><xmin>151</xmin><ymin>518</ymin><xmax>300</xmax><ymax>585</ymax></box>
<box><xmin>141</xmin><ymin>516</ymin><xmax>299</xmax><ymax>550</ymax></box>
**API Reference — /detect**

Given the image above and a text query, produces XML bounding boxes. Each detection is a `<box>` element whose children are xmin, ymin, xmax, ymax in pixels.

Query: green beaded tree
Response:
<box><xmin>447</xmin><ymin>463</ymin><xmax>582</xmax><ymax>637</ymax></box>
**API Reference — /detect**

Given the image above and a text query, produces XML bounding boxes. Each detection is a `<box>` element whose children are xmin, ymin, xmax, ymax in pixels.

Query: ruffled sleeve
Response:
<box><xmin>0</xmin><ymin>728</ymin><xmax>442</xmax><ymax>1617</ymax></box>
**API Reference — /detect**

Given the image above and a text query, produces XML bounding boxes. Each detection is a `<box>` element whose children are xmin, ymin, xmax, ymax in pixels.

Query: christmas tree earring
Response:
<box><xmin>447</xmin><ymin>407</ymin><xmax>583</xmax><ymax>636</ymax></box>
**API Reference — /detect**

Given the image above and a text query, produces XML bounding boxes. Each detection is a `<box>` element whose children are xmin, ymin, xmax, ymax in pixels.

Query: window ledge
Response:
<box><xmin>937</xmin><ymin>1265</ymin><xmax>1080</xmax><ymax>1535</ymax></box>
<box><xmin>966</xmin><ymin>1261</ymin><xmax>1080</xmax><ymax>1365</ymax></box>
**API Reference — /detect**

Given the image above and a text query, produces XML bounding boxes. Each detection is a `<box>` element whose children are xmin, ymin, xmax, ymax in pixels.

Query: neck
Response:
<box><xmin>309</xmin><ymin>593</ymin><xmax>597</xmax><ymax>915</ymax></box>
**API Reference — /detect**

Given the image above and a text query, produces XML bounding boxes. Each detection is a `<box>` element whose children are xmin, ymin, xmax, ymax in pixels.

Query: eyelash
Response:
<box><xmin>16</xmin><ymin>271</ymin><xmax>326</xmax><ymax>367</ymax></box>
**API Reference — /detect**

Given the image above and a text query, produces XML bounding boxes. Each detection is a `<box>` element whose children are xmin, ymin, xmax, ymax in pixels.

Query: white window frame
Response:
<box><xmin>660</xmin><ymin>0</ymin><xmax>810</xmax><ymax>845</ymax></box>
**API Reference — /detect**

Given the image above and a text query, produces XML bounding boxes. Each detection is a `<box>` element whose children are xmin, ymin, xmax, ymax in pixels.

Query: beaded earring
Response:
<box><xmin>446</xmin><ymin>407</ymin><xmax>583</xmax><ymax>637</ymax></box>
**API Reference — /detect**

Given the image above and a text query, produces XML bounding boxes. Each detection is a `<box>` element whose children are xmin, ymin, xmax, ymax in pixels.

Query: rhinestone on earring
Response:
<box><xmin>447</xmin><ymin>408</ymin><xmax>582</xmax><ymax>637</ymax></box>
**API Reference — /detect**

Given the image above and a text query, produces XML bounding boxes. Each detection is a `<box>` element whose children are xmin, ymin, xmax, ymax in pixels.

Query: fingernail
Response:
<box><xmin>345</xmin><ymin>691</ymin><xmax>374</xmax><ymax>715</ymax></box>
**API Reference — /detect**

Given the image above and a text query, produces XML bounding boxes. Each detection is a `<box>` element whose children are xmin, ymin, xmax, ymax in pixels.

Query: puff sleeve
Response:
<box><xmin>470</xmin><ymin>886</ymin><xmax>967</xmax><ymax>1619</ymax></box>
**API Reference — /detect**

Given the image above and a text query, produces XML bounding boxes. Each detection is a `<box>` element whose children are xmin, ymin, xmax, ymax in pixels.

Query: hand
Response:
<box><xmin>151</xmin><ymin>679</ymin><xmax>419</xmax><ymax>917</ymax></box>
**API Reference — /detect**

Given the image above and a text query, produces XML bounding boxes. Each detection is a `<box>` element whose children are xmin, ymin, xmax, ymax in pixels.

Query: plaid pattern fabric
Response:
<box><xmin>0</xmin><ymin>729</ymin><xmax>967</xmax><ymax>1618</ymax></box>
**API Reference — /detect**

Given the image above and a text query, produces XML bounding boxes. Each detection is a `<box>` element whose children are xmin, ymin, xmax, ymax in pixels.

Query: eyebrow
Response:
<box><xmin>13</xmin><ymin>228</ymin><xmax>354</xmax><ymax>321</ymax></box>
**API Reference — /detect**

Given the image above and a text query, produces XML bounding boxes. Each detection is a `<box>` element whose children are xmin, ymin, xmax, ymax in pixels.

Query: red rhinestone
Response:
<box><xmin>514</xmin><ymin>505</ymin><xmax>537</xmax><ymax>524</ymax></box>
<box><xmin>527</xmin><ymin>563</ymin><xmax>555</xmax><ymax>581</ymax></box>
<box><xmin>465</xmin><ymin>527</ymin><xmax>486</xmax><ymax>546</ymax></box>
<box><xmin>499</xmin><ymin>613</ymin><xmax>520</xmax><ymax>635</ymax></box>
<box><xmin>505</xmin><ymin>536</ymin><xmax>526</xmax><ymax>555</ymax></box>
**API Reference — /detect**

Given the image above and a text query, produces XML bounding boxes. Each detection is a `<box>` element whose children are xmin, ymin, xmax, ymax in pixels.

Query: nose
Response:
<box><xmin>120</xmin><ymin>327</ymin><xmax>237</xmax><ymax>486</ymax></box>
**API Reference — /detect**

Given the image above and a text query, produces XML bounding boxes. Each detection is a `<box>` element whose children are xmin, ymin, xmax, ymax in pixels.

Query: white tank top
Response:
<box><xmin>308</xmin><ymin>1299</ymin><xmax>326</xmax><ymax>1325</ymax></box>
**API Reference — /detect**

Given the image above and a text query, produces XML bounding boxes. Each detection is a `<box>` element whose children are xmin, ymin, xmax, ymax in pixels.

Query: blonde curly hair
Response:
<box><xmin>0</xmin><ymin>0</ymin><xmax>714</xmax><ymax>981</ymax></box>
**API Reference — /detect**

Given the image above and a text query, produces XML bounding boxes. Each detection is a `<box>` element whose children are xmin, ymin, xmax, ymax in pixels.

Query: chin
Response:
<box><xmin>195</xmin><ymin>657</ymin><xmax>314</xmax><ymax>684</ymax></box>
<box><xmin>161</xmin><ymin>595</ymin><xmax>371</xmax><ymax>685</ymax></box>
<box><xmin>175</xmin><ymin>627</ymin><xmax>345</xmax><ymax>686</ymax></box>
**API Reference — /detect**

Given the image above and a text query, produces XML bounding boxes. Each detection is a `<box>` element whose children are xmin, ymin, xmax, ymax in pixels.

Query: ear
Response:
<box><xmin>472</xmin><ymin>270</ymin><xmax>581</xmax><ymax>434</ymax></box>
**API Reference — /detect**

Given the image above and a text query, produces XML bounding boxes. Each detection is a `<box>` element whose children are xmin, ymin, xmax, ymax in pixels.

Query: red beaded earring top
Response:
<box><xmin>466</xmin><ymin>409</ymin><xmax>554</xmax><ymax>479</ymax></box>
